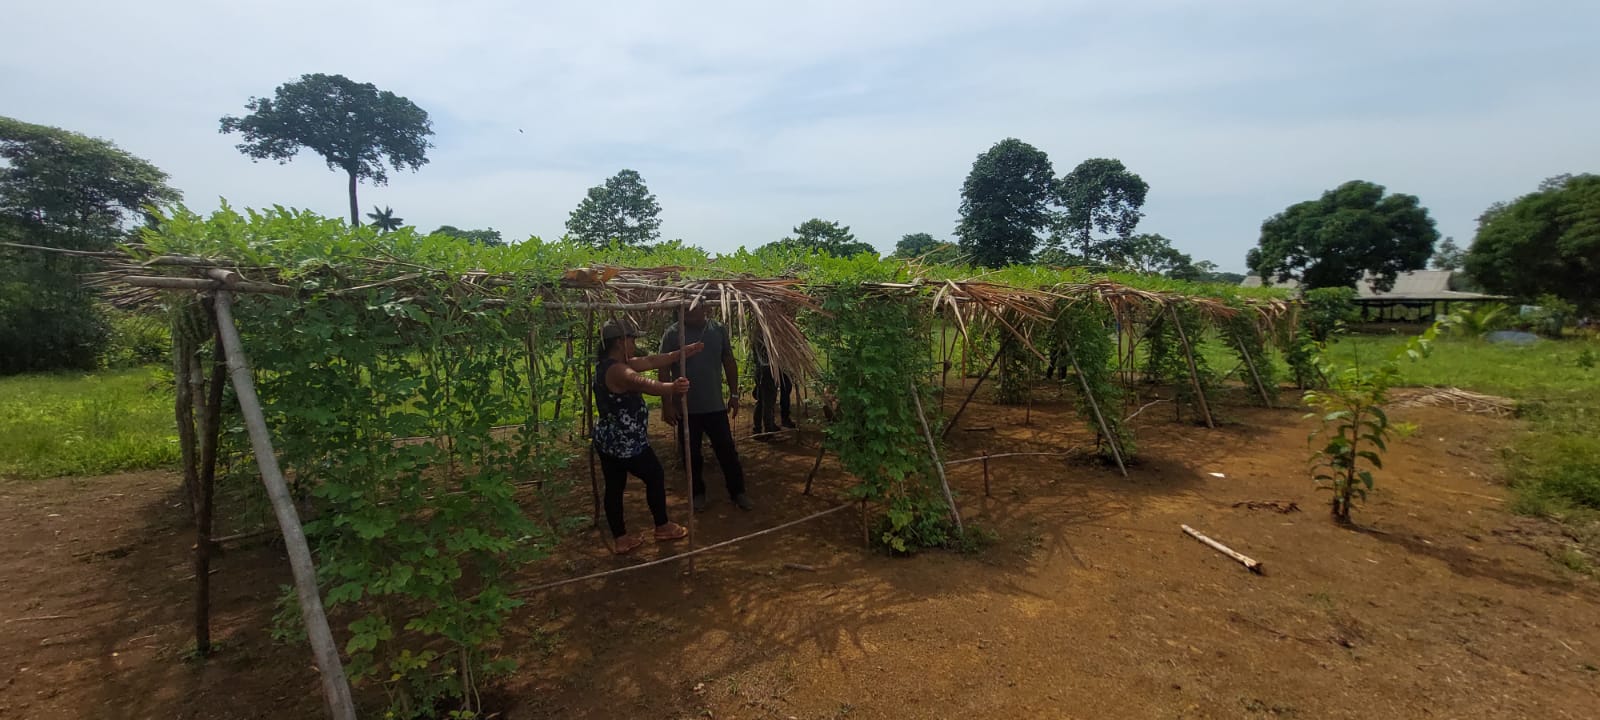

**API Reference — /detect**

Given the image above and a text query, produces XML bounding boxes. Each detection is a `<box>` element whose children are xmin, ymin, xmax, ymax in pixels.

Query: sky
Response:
<box><xmin>4</xmin><ymin>0</ymin><xmax>1598</xmax><ymax>271</ymax></box>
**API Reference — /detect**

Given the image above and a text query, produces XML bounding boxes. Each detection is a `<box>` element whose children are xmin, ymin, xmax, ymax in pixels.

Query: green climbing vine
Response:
<box><xmin>810</xmin><ymin>285</ymin><xmax>952</xmax><ymax>552</ymax></box>
<box><xmin>1142</xmin><ymin>305</ymin><xmax>1218</xmax><ymax>423</ymax></box>
<box><xmin>1219</xmin><ymin>301</ymin><xmax>1282</xmax><ymax>405</ymax></box>
<box><xmin>1048</xmin><ymin>301</ymin><xmax>1134</xmax><ymax>459</ymax></box>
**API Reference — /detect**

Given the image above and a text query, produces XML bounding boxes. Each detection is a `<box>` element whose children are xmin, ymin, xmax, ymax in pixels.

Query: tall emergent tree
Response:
<box><xmin>957</xmin><ymin>138</ymin><xmax>1056</xmax><ymax>267</ymax></box>
<box><xmin>220</xmin><ymin>73</ymin><xmax>433</xmax><ymax>226</ymax></box>
<box><xmin>0</xmin><ymin>116</ymin><xmax>179</xmax><ymax>373</ymax></box>
<box><xmin>1429</xmin><ymin>236</ymin><xmax>1464</xmax><ymax>271</ymax></box>
<box><xmin>432</xmin><ymin>225</ymin><xmax>505</xmax><ymax>247</ymax></box>
<box><xmin>1055</xmin><ymin>158</ymin><xmax>1149</xmax><ymax>262</ymax></box>
<box><xmin>565</xmin><ymin>169</ymin><xmax>662</xmax><ymax>247</ymax></box>
<box><xmin>1465</xmin><ymin>173</ymin><xmax>1600</xmax><ymax>311</ymax></box>
<box><xmin>761</xmin><ymin>218</ymin><xmax>876</xmax><ymax>256</ymax></box>
<box><xmin>1247</xmin><ymin>180</ymin><xmax>1437</xmax><ymax>292</ymax></box>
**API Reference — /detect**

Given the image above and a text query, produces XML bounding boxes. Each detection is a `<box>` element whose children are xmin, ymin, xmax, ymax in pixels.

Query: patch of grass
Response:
<box><xmin>1331</xmin><ymin>335</ymin><xmax>1600</xmax><ymax>516</ymax></box>
<box><xmin>0</xmin><ymin>366</ymin><xmax>178</xmax><ymax>479</ymax></box>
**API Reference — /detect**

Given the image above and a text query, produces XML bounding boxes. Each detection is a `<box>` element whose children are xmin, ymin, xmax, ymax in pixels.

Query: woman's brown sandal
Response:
<box><xmin>653</xmin><ymin>522</ymin><xmax>689</xmax><ymax>542</ymax></box>
<box><xmin>611</xmin><ymin>533</ymin><xmax>645</xmax><ymax>555</ymax></box>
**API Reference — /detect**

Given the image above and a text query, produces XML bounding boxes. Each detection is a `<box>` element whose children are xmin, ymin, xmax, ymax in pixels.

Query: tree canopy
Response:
<box><xmin>892</xmin><ymin>232</ymin><xmax>963</xmax><ymax>264</ymax></box>
<box><xmin>1430</xmin><ymin>236</ymin><xmax>1464</xmax><ymax>271</ymax></box>
<box><xmin>1465</xmin><ymin>173</ymin><xmax>1600</xmax><ymax>311</ymax></box>
<box><xmin>564</xmin><ymin>169</ymin><xmax>662</xmax><ymax>247</ymax></box>
<box><xmin>1101</xmin><ymin>233</ymin><xmax>1195</xmax><ymax>277</ymax></box>
<box><xmin>1055</xmin><ymin>158</ymin><xmax>1149</xmax><ymax>261</ymax></box>
<box><xmin>957</xmin><ymin>138</ymin><xmax>1056</xmax><ymax>268</ymax></box>
<box><xmin>761</xmin><ymin>218</ymin><xmax>876</xmax><ymax>257</ymax></box>
<box><xmin>220</xmin><ymin>73</ymin><xmax>433</xmax><ymax>226</ymax></box>
<box><xmin>1</xmin><ymin>116</ymin><xmax>179</xmax><ymax>373</ymax></box>
<box><xmin>432</xmin><ymin>225</ymin><xmax>505</xmax><ymax>247</ymax></box>
<box><xmin>1247</xmin><ymin>180</ymin><xmax>1437</xmax><ymax>292</ymax></box>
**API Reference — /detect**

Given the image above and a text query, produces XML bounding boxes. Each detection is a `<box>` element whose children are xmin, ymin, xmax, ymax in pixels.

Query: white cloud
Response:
<box><xmin>4</xmin><ymin>0</ymin><xmax>1597</xmax><ymax>269</ymax></box>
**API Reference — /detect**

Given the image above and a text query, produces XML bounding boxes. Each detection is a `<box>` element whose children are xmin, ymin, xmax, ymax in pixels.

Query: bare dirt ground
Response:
<box><xmin>4</xmin><ymin>383</ymin><xmax>1598</xmax><ymax>719</ymax></box>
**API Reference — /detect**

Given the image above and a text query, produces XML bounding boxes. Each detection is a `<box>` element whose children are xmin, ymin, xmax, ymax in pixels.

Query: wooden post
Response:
<box><xmin>211</xmin><ymin>290</ymin><xmax>357</xmax><ymax>720</ymax></box>
<box><xmin>941</xmin><ymin>347</ymin><xmax>1002</xmax><ymax>438</ymax></box>
<box><xmin>1060</xmin><ymin>338</ymin><xmax>1129</xmax><ymax>477</ymax></box>
<box><xmin>1167</xmin><ymin>306</ymin><xmax>1216</xmax><ymax>429</ymax></box>
<box><xmin>910</xmin><ymin>380</ymin><xmax>963</xmax><ymax>534</ymax></box>
<box><xmin>583</xmin><ymin>312</ymin><xmax>600</xmax><ymax>528</ymax></box>
<box><xmin>527</xmin><ymin>327</ymin><xmax>540</xmax><ymax>433</ymax></box>
<box><xmin>677</xmin><ymin>302</ymin><xmax>695</xmax><ymax>574</ymax></box>
<box><xmin>981</xmin><ymin>450</ymin><xmax>991</xmax><ymax>498</ymax></box>
<box><xmin>1237</xmin><ymin>341</ymin><xmax>1273</xmax><ymax>408</ymax></box>
<box><xmin>172</xmin><ymin>333</ymin><xmax>199</xmax><ymax>521</ymax></box>
<box><xmin>803</xmin><ymin>443</ymin><xmax>826</xmax><ymax>495</ymax></box>
<box><xmin>860</xmin><ymin>499</ymin><xmax>869</xmax><ymax>548</ymax></box>
<box><xmin>194</xmin><ymin>317</ymin><xmax>225</xmax><ymax>657</ymax></box>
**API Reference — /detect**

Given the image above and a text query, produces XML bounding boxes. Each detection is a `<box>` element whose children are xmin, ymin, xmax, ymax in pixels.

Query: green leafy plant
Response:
<box><xmin>809</xmin><ymin>277</ymin><xmax>954</xmax><ymax>554</ymax></box>
<box><xmin>1304</xmin><ymin>320</ymin><xmax>1445</xmax><ymax>523</ymax></box>
<box><xmin>1450</xmin><ymin>302</ymin><xmax>1509</xmax><ymax>339</ymax></box>
<box><xmin>1047</xmin><ymin>301</ymin><xmax>1133</xmax><ymax>459</ymax></box>
<box><xmin>1142</xmin><ymin>305</ymin><xmax>1217</xmax><ymax>423</ymax></box>
<box><xmin>1220</xmin><ymin>301</ymin><xmax>1281</xmax><ymax>405</ymax></box>
<box><xmin>1578</xmin><ymin>348</ymin><xmax>1595</xmax><ymax>370</ymax></box>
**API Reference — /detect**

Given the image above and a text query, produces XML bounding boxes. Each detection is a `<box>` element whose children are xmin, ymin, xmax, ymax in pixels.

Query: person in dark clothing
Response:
<box><xmin>660</xmin><ymin>305</ymin><xmax>754</xmax><ymax>512</ymax></box>
<box><xmin>593</xmin><ymin>318</ymin><xmax>704</xmax><ymax>555</ymax></box>
<box><xmin>750</xmin><ymin>332</ymin><xmax>795</xmax><ymax>435</ymax></box>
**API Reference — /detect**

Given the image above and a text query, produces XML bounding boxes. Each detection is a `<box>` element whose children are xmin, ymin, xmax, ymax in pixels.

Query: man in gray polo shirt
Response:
<box><xmin>660</xmin><ymin>305</ymin><xmax>753</xmax><ymax>511</ymax></box>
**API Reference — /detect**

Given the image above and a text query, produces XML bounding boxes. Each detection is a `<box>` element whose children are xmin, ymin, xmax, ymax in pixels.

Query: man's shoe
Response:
<box><xmin>733</xmin><ymin>493</ymin><xmax>755</xmax><ymax>511</ymax></box>
<box><xmin>781</xmin><ymin>417</ymin><xmax>797</xmax><ymax>429</ymax></box>
<box><xmin>692</xmin><ymin>494</ymin><xmax>708</xmax><ymax>512</ymax></box>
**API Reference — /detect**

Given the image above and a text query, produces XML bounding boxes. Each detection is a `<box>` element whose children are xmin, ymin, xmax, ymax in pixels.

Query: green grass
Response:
<box><xmin>0</xmin><ymin>366</ymin><xmax>179</xmax><ymax>479</ymax></box>
<box><xmin>1328</xmin><ymin>334</ymin><xmax>1600</xmax><ymax>518</ymax></box>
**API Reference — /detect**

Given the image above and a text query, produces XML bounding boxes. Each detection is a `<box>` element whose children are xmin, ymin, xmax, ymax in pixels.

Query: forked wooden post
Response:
<box><xmin>193</xmin><ymin>315</ymin><xmax>225</xmax><ymax>658</ymax></box>
<box><xmin>941</xmin><ymin>347</ymin><xmax>1002</xmax><ymax>438</ymax></box>
<box><xmin>910</xmin><ymin>380</ymin><xmax>963</xmax><ymax>534</ymax></box>
<box><xmin>981</xmin><ymin>450</ymin><xmax>991</xmax><ymax>498</ymax></box>
<box><xmin>677</xmin><ymin>302</ymin><xmax>696</xmax><ymax>574</ymax></box>
<box><xmin>584</xmin><ymin>311</ymin><xmax>600</xmax><ymax>530</ymax></box>
<box><xmin>1167</xmin><ymin>306</ymin><xmax>1216</xmax><ymax>429</ymax></box>
<box><xmin>211</xmin><ymin>288</ymin><xmax>357</xmax><ymax>720</ymax></box>
<box><xmin>1061</xmin><ymin>338</ymin><xmax>1128</xmax><ymax>477</ymax></box>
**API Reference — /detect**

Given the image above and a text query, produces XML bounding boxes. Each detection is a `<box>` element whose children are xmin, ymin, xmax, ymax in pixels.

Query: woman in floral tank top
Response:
<box><xmin>593</xmin><ymin>318</ymin><xmax>703</xmax><ymax>554</ymax></box>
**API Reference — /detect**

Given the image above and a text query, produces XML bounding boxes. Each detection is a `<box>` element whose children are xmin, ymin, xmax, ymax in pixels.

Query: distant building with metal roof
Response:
<box><xmin>1241</xmin><ymin>270</ymin><xmax>1502</xmax><ymax>322</ymax></box>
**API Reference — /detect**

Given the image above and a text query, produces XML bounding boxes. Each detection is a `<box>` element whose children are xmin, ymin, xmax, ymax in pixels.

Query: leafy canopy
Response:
<box><xmin>564</xmin><ymin>169</ymin><xmax>662</xmax><ymax>247</ymax></box>
<box><xmin>892</xmin><ymin>232</ymin><xmax>964</xmax><ymax>264</ymax></box>
<box><xmin>1247</xmin><ymin>180</ymin><xmax>1437</xmax><ymax>292</ymax></box>
<box><xmin>432</xmin><ymin>225</ymin><xmax>505</xmax><ymax>247</ymax></box>
<box><xmin>1</xmin><ymin>116</ymin><xmax>179</xmax><ymax>373</ymax></box>
<box><xmin>957</xmin><ymin>138</ymin><xmax>1056</xmax><ymax>268</ymax></box>
<box><xmin>1100</xmin><ymin>233</ymin><xmax>1195</xmax><ymax>277</ymax></box>
<box><xmin>762</xmin><ymin>218</ymin><xmax>876</xmax><ymax>257</ymax></box>
<box><xmin>1430</xmin><ymin>236</ymin><xmax>1464</xmax><ymax>271</ymax></box>
<box><xmin>1054</xmin><ymin>157</ymin><xmax>1148</xmax><ymax>261</ymax></box>
<box><xmin>219</xmin><ymin>73</ymin><xmax>433</xmax><ymax>225</ymax></box>
<box><xmin>1465</xmin><ymin>173</ymin><xmax>1600</xmax><ymax>312</ymax></box>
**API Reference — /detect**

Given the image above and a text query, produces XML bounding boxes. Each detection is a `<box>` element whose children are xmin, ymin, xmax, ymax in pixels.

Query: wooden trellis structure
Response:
<box><xmin>8</xmin><ymin>238</ymin><xmax>1291</xmax><ymax>720</ymax></box>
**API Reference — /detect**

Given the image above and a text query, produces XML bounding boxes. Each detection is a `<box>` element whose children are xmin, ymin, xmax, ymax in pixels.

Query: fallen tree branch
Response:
<box><xmin>1181</xmin><ymin>524</ymin><xmax>1262</xmax><ymax>574</ymax></box>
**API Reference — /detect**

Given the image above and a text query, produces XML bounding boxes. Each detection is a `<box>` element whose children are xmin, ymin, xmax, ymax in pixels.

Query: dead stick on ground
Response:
<box><xmin>783</xmin><ymin>563</ymin><xmax>817</xmax><ymax>572</ymax></box>
<box><xmin>4</xmin><ymin>615</ymin><xmax>76</xmax><ymax>623</ymax></box>
<box><xmin>1181</xmin><ymin>524</ymin><xmax>1262</xmax><ymax>574</ymax></box>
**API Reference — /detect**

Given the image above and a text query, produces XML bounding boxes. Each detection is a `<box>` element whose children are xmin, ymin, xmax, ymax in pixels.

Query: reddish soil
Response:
<box><xmin>4</xmin><ymin>383</ymin><xmax>1598</xmax><ymax>719</ymax></box>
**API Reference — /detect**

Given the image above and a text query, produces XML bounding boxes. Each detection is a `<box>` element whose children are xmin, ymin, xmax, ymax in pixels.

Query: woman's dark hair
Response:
<box><xmin>597</xmin><ymin>336</ymin><xmax>622</xmax><ymax>359</ymax></box>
